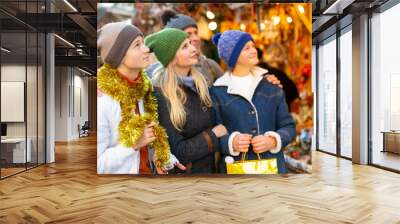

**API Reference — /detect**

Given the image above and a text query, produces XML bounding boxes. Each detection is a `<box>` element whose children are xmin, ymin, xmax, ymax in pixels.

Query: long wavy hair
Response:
<box><xmin>153</xmin><ymin>63</ymin><xmax>212</xmax><ymax>131</ymax></box>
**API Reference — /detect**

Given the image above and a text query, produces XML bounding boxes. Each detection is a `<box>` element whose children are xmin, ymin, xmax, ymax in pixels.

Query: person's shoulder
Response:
<box><xmin>97</xmin><ymin>92</ymin><xmax>120</xmax><ymax>115</ymax></box>
<box><xmin>209</xmin><ymin>85</ymin><xmax>221</xmax><ymax>95</ymax></box>
<box><xmin>211</xmin><ymin>81</ymin><xmax>228</xmax><ymax>96</ymax></box>
<box><xmin>97</xmin><ymin>90</ymin><xmax>113</xmax><ymax>102</ymax></box>
<box><xmin>260</xmin><ymin>79</ymin><xmax>284</xmax><ymax>97</ymax></box>
<box><xmin>212</xmin><ymin>71</ymin><xmax>230</xmax><ymax>87</ymax></box>
<box><xmin>204</xmin><ymin>57</ymin><xmax>219</xmax><ymax>66</ymax></box>
<box><xmin>256</xmin><ymin>73</ymin><xmax>284</xmax><ymax>97</ymax></box>
<box><xmin>210</xmin><ymin>74</ymin><xmax>230</xmax><ymax>102</ymax></box>
<box><xmin>203</xmin><ymin>57</ymin><xmax>223</xmax><ymax>75</ymax></box>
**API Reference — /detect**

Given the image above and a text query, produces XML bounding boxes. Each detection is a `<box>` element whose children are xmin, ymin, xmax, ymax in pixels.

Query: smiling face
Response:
<box><xmin>121</xmin><ymin>36</ymin><xmax>150</xmax><ymax>69</ymax></box>
<box><xmin>236</xmin><ymin>40</ymin><xmax>259</xmax><ymax>68</ymax></box>
<box><xmin>173</xmin><ymin>38</ymin><xmax>199</xmax><ymax>68</ymax></box>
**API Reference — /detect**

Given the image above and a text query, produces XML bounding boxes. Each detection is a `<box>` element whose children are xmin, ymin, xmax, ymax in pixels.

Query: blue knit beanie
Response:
<box><xmin>212</xmin><ymin>30</ymin><xmax>254</xmax><ymax>69</ymax></box>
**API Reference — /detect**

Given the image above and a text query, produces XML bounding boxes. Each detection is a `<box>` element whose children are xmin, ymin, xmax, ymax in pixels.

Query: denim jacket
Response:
<box><xmin>210</xmin><ymin>67</ymin><xmax>296</xmax><ymax>174</ymax></box>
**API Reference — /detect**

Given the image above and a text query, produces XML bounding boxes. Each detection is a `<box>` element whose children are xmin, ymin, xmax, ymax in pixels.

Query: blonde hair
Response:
<box><xmin>153</xmin><ymin>64</ymin><xmax>212</xmax><ymax>131</ymax></box>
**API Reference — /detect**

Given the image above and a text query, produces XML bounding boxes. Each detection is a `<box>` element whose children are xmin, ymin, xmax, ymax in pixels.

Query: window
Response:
<box><xmin>317</xmin><ymin>36</ymin><xmax>337</xmax><ymax>154</ymax></box>
<box><xmin>0</xmin><ymin>0</ymin><xmax>46</xmax><ymax>179</ymax></box>
<box><xmin>339</xmin><ymin>28</ymin><xmax>352</xmax><ymax>158</ymax></box>
<box><xmin>371</xmin><ymin>3</ymin><xmax>400</xmax><ymax>171</ymax></box>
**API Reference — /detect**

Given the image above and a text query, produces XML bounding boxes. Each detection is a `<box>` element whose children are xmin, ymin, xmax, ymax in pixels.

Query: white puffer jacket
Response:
<box><xmin>97</xmin><ymin>93</ymin><xmax>143</xmax><ymax>174</ymax></box>
<box><xmin>97</xmin><ymin>92</ymin><xmax>180</xmax><ymax>174</ymax></box>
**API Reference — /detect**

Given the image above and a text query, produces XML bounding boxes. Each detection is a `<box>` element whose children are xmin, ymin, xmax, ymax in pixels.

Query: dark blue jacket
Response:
<box><xmin>210</xmin><ymin>67</ymin><xmax>296</xmax><ymax>174</ymax></box>
<box><xmin>154</xmin><ymin>86</ymin><xmax>218</xmax><ymax>174</ymax></box>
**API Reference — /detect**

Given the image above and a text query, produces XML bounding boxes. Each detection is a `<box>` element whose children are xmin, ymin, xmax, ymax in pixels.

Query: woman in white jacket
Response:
<box><xmin>97</xmin><ymin>22</ymin><xmax>185</xmax><ymax>174</ymax></box>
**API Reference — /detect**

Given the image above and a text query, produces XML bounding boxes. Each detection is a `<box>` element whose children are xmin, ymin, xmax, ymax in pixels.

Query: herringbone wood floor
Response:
<box><xmin>0</xmin><ymin>135</ymin><xmax>399</xmax><ymax>224</ymax></box>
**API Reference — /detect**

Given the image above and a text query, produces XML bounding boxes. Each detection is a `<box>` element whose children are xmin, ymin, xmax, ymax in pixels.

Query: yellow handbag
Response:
<box><xmin>226</xmin><ymin>153</ymin><xmax>278</xmax><ymax>174</ymax></box>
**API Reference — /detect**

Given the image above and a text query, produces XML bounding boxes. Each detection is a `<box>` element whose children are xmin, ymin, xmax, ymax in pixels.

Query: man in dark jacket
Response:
<box><xmin>146</xmin><ymin>9</ymin><xmax>223</xmax><ymax>86</ymax></box>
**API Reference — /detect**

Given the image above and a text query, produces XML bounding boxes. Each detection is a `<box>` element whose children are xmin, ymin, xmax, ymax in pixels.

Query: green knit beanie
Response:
<box><xmin>145</xmin><ymin>28</ymin><xmax>188</xmax><ymax>67</ymax></box>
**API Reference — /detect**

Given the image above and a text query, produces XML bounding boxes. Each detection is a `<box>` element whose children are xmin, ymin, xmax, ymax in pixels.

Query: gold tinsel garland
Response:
<box><xmin>97</xmin><ymin>64</ymin><xmax>170</xmax><ymax>168</ymax></box>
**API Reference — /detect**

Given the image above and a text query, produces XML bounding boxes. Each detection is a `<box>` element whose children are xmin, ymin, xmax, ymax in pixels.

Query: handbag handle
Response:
<box><xmin>241</xmin><ymin>152</ymin><xmax>262</xmax><ymax>162</ymax></box>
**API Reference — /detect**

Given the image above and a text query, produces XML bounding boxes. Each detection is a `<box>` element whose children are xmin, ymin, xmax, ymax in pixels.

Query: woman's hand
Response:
<box><xmin>212</xmin><ymin>124</ymin><xmax>228</xmax><ymax>138</ymax></box>
<box><xmin>251</xmin><ymin>135</ymin><xmax>277</xmax><ymax>153</ymax></box>
<box><xmin>233</xmin><ymin>134</ymin><xmax>252</xmax><ymax>152</ymax></box>
<box><xmin>156</xmin><ymin>162</ymin><xmax>186</xmax><ymax>174</ymax></box>
<box><xmin>135</xmin><ymin>122</ymin><xmax>156</xmax><ymax>149</ymax></box>
<box><xmin>155</xmin><ymin>153</ymin><xmax>186</xmax><ymax>174</ymax></box>
<box><xmin>265</xmin><ymin>74</ymin><xmax>283</xmax><ymax>88</ymax></box>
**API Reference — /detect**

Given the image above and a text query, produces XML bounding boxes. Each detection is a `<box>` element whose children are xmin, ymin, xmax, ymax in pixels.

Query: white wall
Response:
<box><xmin>1</xmin><ymin>64</ymin><xmax>45</xmax><ymax>164</ymax></box>
<box><xmin>1</xmin><ymin>65</ymin><xmax>32</xmax><ymax>138</ymax></box>
<box><xmin>55</xmin><ymin>66</ymin><xmax>69</xmax><ymax>141</ymax></box>
<box><xmin>54</xmin><ymin>67</ymin><xmax>89</xmax><ymax>141</ymax></box>
<box><xmin>72</xmin><ymin>72</ymin><xmax>89</xmax><ymax>138</ymax></box>
<box><xmin>1</xmin><ymin>65</ymin><xmax>26</xmax><ymax>82</ymax></box>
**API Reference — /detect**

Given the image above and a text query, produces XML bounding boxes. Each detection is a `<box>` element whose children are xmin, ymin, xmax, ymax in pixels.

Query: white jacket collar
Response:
<box><xmin>213</xmin><ymin>66</ymin><xmax>268</xmax><ymax>87</ymax></box>
<box><xmin>213</xmin><ymin>66</ymin><xmax>268</xmax><ymax>98</ymax></box>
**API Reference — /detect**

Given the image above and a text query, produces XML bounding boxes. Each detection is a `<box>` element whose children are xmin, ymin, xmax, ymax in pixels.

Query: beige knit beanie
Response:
<box><xmin>97</xmin><ymin>21</ymin><xmax>143</xmax><ymax>68</ymax></box>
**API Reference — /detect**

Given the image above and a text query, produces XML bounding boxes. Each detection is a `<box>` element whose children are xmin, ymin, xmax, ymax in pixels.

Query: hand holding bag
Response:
<box><xmin>226</xmin><ymin>152</ymin><xmax>278</xmax><ymax>174</ymax></box>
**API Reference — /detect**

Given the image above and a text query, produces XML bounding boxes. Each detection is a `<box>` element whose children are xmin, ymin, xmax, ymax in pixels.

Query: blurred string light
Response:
<box><xmin>298</xmin><ymin>5</ymin><xmax>305</xmax><ymax>14</ymax></box>
<box><xmin>206</xmin><ymin>10</ymin><xmax>215</xmax><ymax>20</ymax></box>
<box><xmin>208</xmin><ymin>21</ymin><xmax>217</xmax><ymax>31</ymax></box>
<box><xmin>272</xmin><ymin>16</ymin><xmax>280</xmax><ymax>26</ymax></box>
<box><xmin>260</xmin><ymin>23</ymin><xmax>266</xmax><ymax>30</ymax></box>
<box><xmin>240</xmin><ymin>23</ymin><xmax>246</xmax><ymax>30</ymax></box>
<box><xmin>286</xmin><ymin>16</ymin><xmax>293</xmax><ymax>24</ymax></box>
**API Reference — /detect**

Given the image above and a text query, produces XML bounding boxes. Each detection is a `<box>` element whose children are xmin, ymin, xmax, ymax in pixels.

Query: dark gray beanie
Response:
<box><xmin>97</xmin><ymin>22</ymin><xmax>143</xmax><ymax>68</ymax></box>
<box><xmin>165</xmin><ymin>14</ymin><xmax>197</xmax><ymax>30</ymax></box>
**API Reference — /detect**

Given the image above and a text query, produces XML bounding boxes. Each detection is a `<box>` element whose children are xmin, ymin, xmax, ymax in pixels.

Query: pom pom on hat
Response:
<box><xmin>160</xmin><ymin>9</ymin><xmax>177</xmax><ymax>26</ymax></box>
<box><xmin>212</xmin><ymin>33</ymin><xmax>222</xmax><ymax>46</ymax></box>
